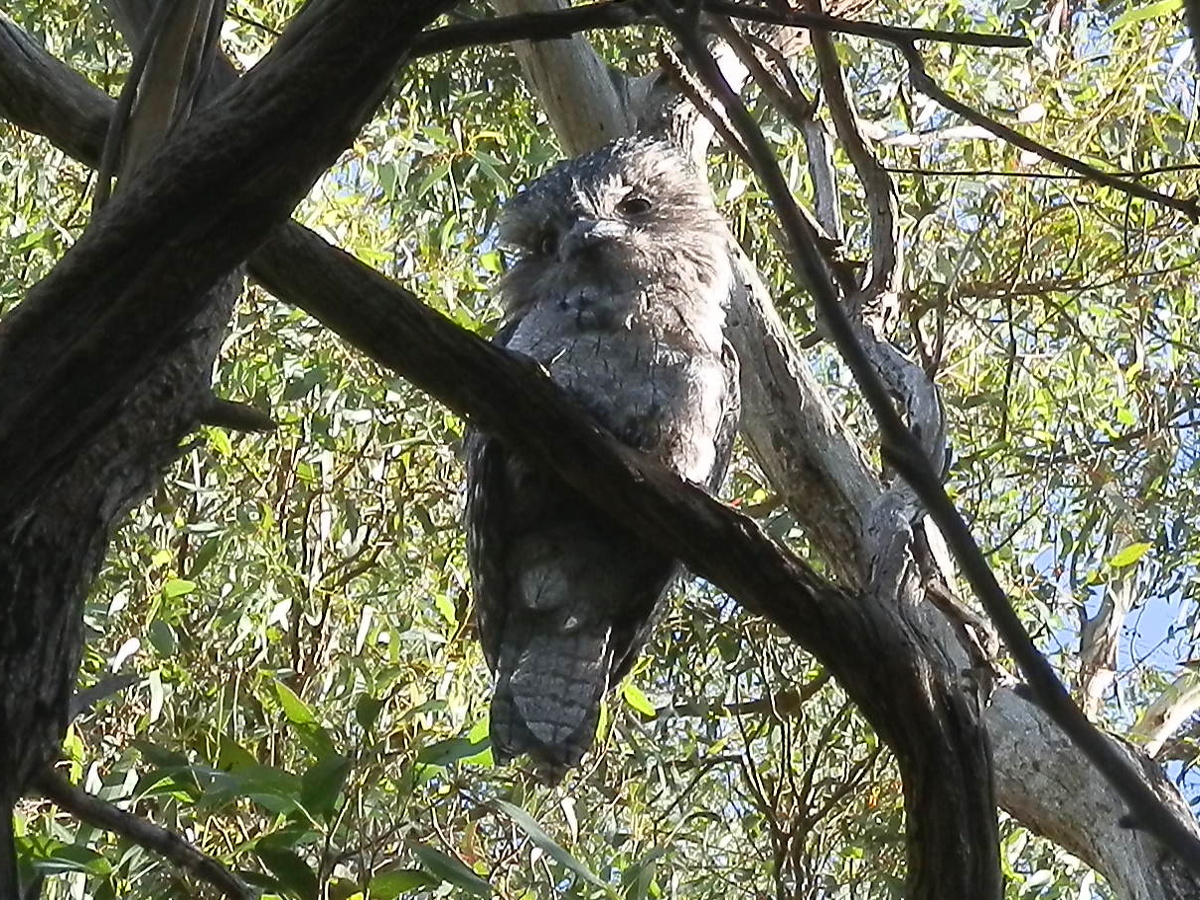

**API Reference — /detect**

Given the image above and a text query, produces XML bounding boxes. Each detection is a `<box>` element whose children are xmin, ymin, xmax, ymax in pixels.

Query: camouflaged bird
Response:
<box><xmin>465</xmin><ymin>137</ymin><xmax>740</xmax><ymax>778</ymax></box>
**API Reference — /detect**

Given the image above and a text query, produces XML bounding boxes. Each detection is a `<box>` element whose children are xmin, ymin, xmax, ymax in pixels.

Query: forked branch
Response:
<box><xmin>656</xmin><ymin>0</ymin><xmax>1200</xmax><ymax>875</ymax></box>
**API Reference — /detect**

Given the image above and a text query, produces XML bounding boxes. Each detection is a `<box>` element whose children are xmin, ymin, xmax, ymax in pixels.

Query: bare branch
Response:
<box><xmin>1078</xmin><ymin>574</ymin><xmax>1136</xmax><ymax>719</ymax></box>
<box><xmin>68</xmin><ymin>675</ymin><xmax>139</xmax><ymax>719</ymax></box>
<box><xmin>704</xmin><ymin>0</ymin><xmax>1029</xmax><ymax>49</ymax></box>
<box><xmin>809</xmin><ymin>16</ymin><xmax>900</xmax><ymax>305</ymax></box>
<box><xmin>896</xmin><ymin>42</ymin><xmax>1199</xmax><ymax>222</ymax></box>
<box><xmin>0</xmin><ymin>12</ymin><xmax>109</xmax><ymax>161</ymax></box>
<box><xmin>655</xmin><ymin>1</ymin><xmax>1200</xmax><ymax>876</ymax></box>
<box><xmin>413</xmin><ymin>0</ymin><xmax>1032</xmax><ymax>56</ymax></box>
<box><xmin>805</xmin><ymin>3</ymin><xmax>948</xmax><ymax>626</ymax></box>
<box><xmin>32</xmin><ymin>769</ymin><xmax>252</xmax><ymax>900</ymax></box>
<box><xmin>199</xmin><ymin>397</ymin><xmax>278</xmax><ymax>433</ymax></box>
<box><xmin>1132</xmin><ymin>670</ymin><xmax>1200</xmax><ymax>758</ymax></box>
<box><xmin>94</xmin><ymin>0</ymin><xmax>173</xmax><ymax>209</ymax></box>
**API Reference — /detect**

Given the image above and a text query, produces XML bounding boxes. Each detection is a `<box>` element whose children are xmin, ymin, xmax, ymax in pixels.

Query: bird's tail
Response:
<box><xmin>490</xmin><ymin>625</ymin><xmax>612</xmax><ymax>778</ymax></box>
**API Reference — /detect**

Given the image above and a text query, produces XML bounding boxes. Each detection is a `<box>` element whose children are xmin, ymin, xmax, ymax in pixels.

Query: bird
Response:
<box><xmin>465</xmin><ymin>136</ymin><xmax>740</xmax><ymax>778</ymax></box>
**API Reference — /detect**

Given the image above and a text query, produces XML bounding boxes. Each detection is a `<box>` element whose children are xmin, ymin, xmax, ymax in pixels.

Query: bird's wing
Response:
<box><xmin>464</xmin><ymin>314</ymin><xmax>526</xmax><ymax>670</ymax></box>
<box><xmin>464</xmin><ymin>428</ymin><xmax>510</xmax><ymax>671</ymax></box>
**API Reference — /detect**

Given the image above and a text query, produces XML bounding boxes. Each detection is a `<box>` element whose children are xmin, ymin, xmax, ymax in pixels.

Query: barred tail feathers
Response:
<box><xmin>490</xmin><ymin>624</ymin><xmax>612</xmax><ymax>776</ymax></box>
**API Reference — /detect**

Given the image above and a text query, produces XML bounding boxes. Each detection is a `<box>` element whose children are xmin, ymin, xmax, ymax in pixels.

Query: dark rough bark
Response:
<box><xmin>0</xmin><ymin>260</ymin><xmax>238</xmax><ymax>899</ymax></box>
<box><xmin>0</xmin><ymin>0</ymin><xmax>454</xmax><ymax>522</ymax></box>
<box><xmin>0</xmin><ymin>0</ymin><xmax>453</xmax><ymax>873</ymax></box>
<box><xmin>0</xmin><ymin>19</ymin><xmax>240</xmax><ymax>891</ymax></box>
<box><xmin>0</xmin><ymin>12</ymin><xmax>109</xmax><ymax>163</ymax></box>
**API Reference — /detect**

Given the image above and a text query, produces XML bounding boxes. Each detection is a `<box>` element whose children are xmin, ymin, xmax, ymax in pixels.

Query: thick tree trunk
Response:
<box><xmin>0</xmin><ymin>2</ymin><xmax>452</xmax><ymax>893</ymax></box>
<box><xmin>0</xmin><ymin>14</ymin><xmax>239</xmax><ymax>894</ymax></box>
<box><xmin>0</xmin><ymin>274</ymin><xmax>237</xmax><ymax>802</ymax></box>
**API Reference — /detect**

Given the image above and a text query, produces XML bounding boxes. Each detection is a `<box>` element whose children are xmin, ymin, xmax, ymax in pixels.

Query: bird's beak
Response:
<box><xmin>559</xmin><ymin>218</ymin><xmax>626</xmax><ymax>261</ymax></box>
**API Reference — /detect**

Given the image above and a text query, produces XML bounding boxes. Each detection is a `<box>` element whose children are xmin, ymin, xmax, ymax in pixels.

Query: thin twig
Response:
<box><xmin>410</xmin><ymin>0</ymin><xmax>1031</xmax><ymax>59</ymax></box>
<box><xmin>656</xmin><ymin>3</ymin><xmax>1200</xmax><ymax>878</ymax></box>
<box><xmin>32</xmin><ymin>769</ymin><xmax>253</xmax><ymax>900</ymax></box>
<box><xmin>714</xmin><ymin>20</ymin><xmax>816</xmax><ymax>133</ymax></box>
<box><xmin>807</xmin><ymin>2</ymin><xmax>947</xmax><ymax>470</ymax></box>
<box><xmin>705</xmin><ymin>0</ymin><xmax>1029</xmax><ymax>49</ymax></box>
<box><xmin>887</xmin><ymin>163</ymin><xmax>1200</xmax><ymax>179</ymax></box>
<box><xmin>199</xmin><ymin>396</ymin><xmax>278</xmax><ymax>432</ymax></box>
<box><xmin>809</xmin><ymin>13</ymin><xmax>900</xmax><ymax>302</ymax></box>
<box><xmin>896</xmin><ymin>43</ymin><xmax>1199</xmax><ymax>222</ymax></box>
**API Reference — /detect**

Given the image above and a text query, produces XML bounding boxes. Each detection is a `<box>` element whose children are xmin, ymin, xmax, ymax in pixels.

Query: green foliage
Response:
<box><xmin>2</xmin><ymin>0</ymin><xmax>1198</xmax><ymax>897</ymax></box>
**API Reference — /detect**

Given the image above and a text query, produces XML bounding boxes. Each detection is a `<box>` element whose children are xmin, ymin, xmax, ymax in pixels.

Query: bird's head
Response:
<box><xmin>498</xmin><ymin>138</ymin><xmax>729</xmax><ymax>304</ymax></box>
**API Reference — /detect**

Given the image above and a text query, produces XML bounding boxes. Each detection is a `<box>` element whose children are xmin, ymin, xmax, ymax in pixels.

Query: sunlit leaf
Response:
<box><xmin>491</xmin><ymin>800</ymin><xmax>614</xmax><ymax>895</ymax></box>
<box><xmin>621</xmin><ymin>682</ymin><xmax>656</xmax><ymax>718</ymax></box>
<box><xmin>410</xmin><ymin>842</ymin><xmax>491</xmax><ymax>897</ymax></box>
<box><xmin>1108</xmin><ymin>543</ymin><xmax>1153</xmax><ymax>568</ymax></box>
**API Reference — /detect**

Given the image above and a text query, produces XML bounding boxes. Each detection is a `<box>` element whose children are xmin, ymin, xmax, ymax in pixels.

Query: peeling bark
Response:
<box><xmin>990</xmin><ymin>689</ymin><xmax>1200</xmax><ymax>900</ymax></box>
<box><xmin>490</xmin><ymin>0</ymin><xmax>633</xmax><ymax>154</ymax></box>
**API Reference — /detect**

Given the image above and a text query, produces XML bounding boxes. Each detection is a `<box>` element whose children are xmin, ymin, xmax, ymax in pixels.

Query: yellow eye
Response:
<box><xmin>618</xmin><ymin>195</ymin><xmax>652</xmax><ymax>215</ymax></box>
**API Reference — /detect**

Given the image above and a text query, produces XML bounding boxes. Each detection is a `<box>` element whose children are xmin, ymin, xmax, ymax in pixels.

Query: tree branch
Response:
<box><xmin>0</xmin><ymin>25</ymin><xmax>998</xmax><ymax>899</ymax></box>
<box><xmin>0</xmin><ymin>0</ymin><xmax>455</xmax><ymax>526</ymax></box>
<box><xmin>658</xmin><ymin>0</ymin><xmax>1200</xmax><ymax>876</ymax></box>
<box><xmin>1131</xmin><ymin>670</ymin><xmax>1200</xmax><ymax>758</ymax></box>
<box><xmin>412</xmin><ymin>0</ymin><xmax>1031</xmax><ymax>57</ymax></box>
<box><xmin>895</xmin><ymin>42</ymin><xmax>1199</xmax><ymax>222</ymax></box>
<box><xmin>32</xmin><ymin>769</ymin><xmax>252</xmax><ymax>900</ymax></box>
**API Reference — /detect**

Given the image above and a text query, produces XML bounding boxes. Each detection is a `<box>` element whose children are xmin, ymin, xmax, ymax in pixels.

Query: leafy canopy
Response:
<box><xmin>1</xmin><ymin>0</ymin><xmax>1197</xmax><ymax>897</ymax></box>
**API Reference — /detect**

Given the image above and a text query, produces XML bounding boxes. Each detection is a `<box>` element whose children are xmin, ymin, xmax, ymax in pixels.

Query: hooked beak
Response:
<box><xmin>558</xmin><ymin>218</ymin><xmax>627</xmax><ymax>261</ymax></box>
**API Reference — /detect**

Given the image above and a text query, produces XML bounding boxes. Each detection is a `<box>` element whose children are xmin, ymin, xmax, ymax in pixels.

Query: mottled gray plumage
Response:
<box><xmin>466</xmin><ymin>137</ymin><xmax>740</xmax><ymax>777</ymax></box>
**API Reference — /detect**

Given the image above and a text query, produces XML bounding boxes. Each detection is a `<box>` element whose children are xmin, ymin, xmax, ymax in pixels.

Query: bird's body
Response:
<box><xmin>466</xmin><ymin>138</ymin><xmax>739</xmax><ymax>777</ymax></box>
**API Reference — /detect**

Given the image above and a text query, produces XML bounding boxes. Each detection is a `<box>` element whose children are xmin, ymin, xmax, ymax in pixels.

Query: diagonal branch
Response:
<box><xmin>413</xmin><ymin>0</ymin><xmax>1032</xmax><ymax>55</ymax></box>
<box><xmin>657</xmin><ymin>1</ymin><xmax>1200</xmax><ymax>876</ymax></box>
<box><xmin>0</xmin><ymin>0</ymin><xmax>456</xmax><ymax>526</ymax></box>
<box><xmin>32</xmin><ymin>770</ymin><xmax>252</xmax><ymax>900</ymax></box>
<box><xmin>1130</xmin><ymin>666</ymin><xmax>1200</xmax><ymax>759</ymax></box>
<box><xmin>895</xmin><ymin>42</ymin><xmax>1199</xmax><ymax>222</ymax></box>
<box><xmin>806</xmin><ymin>1</ymin><xmax>945</xmax><ymax>532</ymax></box>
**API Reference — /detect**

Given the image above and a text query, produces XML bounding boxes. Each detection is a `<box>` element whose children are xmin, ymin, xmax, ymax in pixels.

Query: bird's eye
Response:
<box><xmin>618</xmin><ymin>195</ymin><xmax>652</xmax><ymax>216</ymax></box>
<box><xmin>538</xmin><ymin>231</ymin><xmax>557</xmax><ymax>256</ymax></box>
